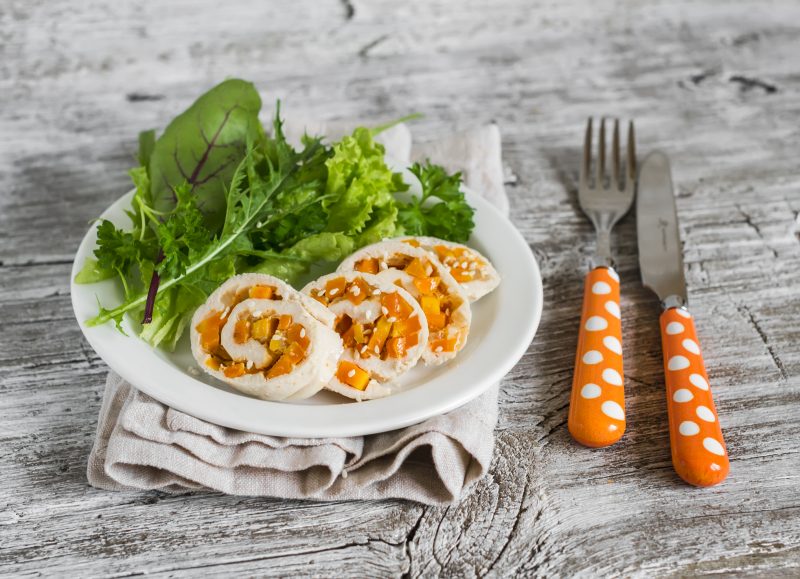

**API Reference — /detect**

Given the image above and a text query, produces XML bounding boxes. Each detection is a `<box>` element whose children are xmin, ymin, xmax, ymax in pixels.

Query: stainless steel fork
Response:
<box><xmin>568</xmin><ymin>118</ymin><xmax>636</xmax><ymax>448</ymax></box>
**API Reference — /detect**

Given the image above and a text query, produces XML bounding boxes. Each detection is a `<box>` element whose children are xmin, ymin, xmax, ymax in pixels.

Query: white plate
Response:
<box><xmin>71</xmin><ymin>184</ymin><xmax>542</xmax><ymax>437</ymax></box>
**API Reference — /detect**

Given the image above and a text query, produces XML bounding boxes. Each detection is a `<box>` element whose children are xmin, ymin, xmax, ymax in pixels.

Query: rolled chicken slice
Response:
<box><xmin>193</xmin><ymin>272</ymin><xmax>336</xmax><ymax>330</ymax></box>
<box><xmin>337</xmin><ymin>240</ymin><xmax>471</xmax><ymax>365</ymax></box>
<box><xmin>399</xmin><ymin>236</ymin><xmax>500</xmax><ymax>302</ymax></box>
<box><xmin>302</xmin><ymin>272</ymin><xmax>429</xmax><ymax>401</ymax></box>
<box><xmin>191</xmin><ymin>298</ymin><xmax>342</xmax><ymax>401</ymax></box>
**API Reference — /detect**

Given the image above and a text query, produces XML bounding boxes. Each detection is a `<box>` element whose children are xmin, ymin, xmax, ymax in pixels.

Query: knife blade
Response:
<box><xmin>636</xmin><ymin>150</ymin><xmax>729</xmax><ymax>487</ymax></box>
<box><xmin>636</xmin><ymin>151</ymin><xmax>687</xmax><ymax>307</ymax></box>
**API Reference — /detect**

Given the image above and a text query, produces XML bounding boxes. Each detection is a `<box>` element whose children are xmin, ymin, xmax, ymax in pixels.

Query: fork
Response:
<box><xmin>568</xmin><ymin>118</ymin><xmax>636</xmax><ymax>447</ymax></box>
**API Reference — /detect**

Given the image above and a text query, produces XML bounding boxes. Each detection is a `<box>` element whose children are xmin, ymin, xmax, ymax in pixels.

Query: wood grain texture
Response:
<box><xmin>2</xmin><ymin>0</ymin><xmax>800</xmax><ymax>576</ymax></box>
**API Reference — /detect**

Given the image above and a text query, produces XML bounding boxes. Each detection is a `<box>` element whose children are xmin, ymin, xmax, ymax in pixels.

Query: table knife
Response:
<box><xmin>637</xmin><ymin>151</ymin><xmax>730</xmax><ymax>487</ymax></box>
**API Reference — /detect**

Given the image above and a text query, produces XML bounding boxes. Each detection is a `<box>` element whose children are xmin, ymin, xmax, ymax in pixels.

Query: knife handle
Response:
<box><xmin>660</xmin><ymin>307</ymin><xmax>729</xmax><ymax>486</ymax></box>
<box><xmin>568</xmin><ymin>266</ymin><xmax>626</xmax><ymax>447</ymax></box>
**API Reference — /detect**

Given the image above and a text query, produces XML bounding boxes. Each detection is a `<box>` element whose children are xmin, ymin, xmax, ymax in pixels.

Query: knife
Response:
<box><xmin>637</xmin><ymin>151</ymin><xmax>730</xmax><ymax>487</ymax></box>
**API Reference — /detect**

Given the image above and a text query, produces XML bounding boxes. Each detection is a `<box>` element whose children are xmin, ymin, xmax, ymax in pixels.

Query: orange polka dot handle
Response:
<box><xmin>660</xmin><ymin>307</ymin><xmax>729</xmax><ymax>486</ymax></box>
<box><xmin>568</xmin><ymin>267</ymin><xmax>625</xmax><ymax>447</ymax></box>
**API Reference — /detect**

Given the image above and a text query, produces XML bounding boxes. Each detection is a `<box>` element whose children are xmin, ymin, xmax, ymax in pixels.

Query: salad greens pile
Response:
<box><xmin>76</xmin><ymin>79</ymin><xmax>475</xmax><ymax>350</ymax></box>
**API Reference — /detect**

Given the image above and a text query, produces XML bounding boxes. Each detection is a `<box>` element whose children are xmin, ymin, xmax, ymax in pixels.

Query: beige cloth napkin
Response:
<box><xmin>87</xmin><ymin>123</ymin><xmax>509</xmax><ymax>505</ymax></box>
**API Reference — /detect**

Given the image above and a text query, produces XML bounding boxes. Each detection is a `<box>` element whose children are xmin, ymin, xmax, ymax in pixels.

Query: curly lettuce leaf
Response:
<box><xmin>323</xmin><ymin>128</ymin><xmax>406</xmax><ymax>234</ymax></box>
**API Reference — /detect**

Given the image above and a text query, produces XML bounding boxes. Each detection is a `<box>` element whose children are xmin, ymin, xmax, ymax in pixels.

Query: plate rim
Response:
<box><xmin>71</xmin><ymin>187</ymin><xmax>543</xmax><ymax>438</ymax></box>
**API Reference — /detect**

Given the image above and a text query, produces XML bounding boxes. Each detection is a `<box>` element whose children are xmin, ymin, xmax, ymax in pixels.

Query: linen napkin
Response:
<box><xmin>87</xmin><ymin>122</ymin><xmax>509</xmax><ymax>505</ymax></box>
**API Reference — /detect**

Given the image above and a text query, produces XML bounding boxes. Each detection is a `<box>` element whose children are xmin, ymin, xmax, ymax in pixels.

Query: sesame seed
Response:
<box><xmin>329</xmin><ymin>288</ymin><xmax>339</xmax><ymax>296</ymax></box>
<box><xmin>465</xmin><ymin>271</ymin><xmax>475</xmax><ymax>277</ymax></box>
<box><xmin>460</xmin><ymin>261</ymin><xmax>468</xmax><ymax>269</ymax></box>
<box><xmin>300</xmin><ymin>328</ymin><xmax>306</xmax><ymax>338</ymax></box>
<box><xmin>246</xmin><ymin>360</ymin><xmax>254</xmax><ymax>369</ymax></box>
<box><xmin>318</xmin><ymin>289</ymin><xmax>326</xmax><ymax>297</ymax></box>
<box><xmin>372</xmin><ymin>289</ymin><xmax>381</xmax><ymax>295</ymax></box>
<box><xmin>351</xmin><ymin>286</ymin><xmax>361</xmax><ymax>296</ymax></box>
<box><xmin>347</xmin><ymin>369</ymin><xmax>356</xmax><ymax>378</ymax></box>
<box><xmin>374</xmin><ymin>346</ymin><xmax>380</xmax><ymax>354</ymax></box>
<box><xmin>425</xmin><ymin>265</ymin><xmax>433</xmax><ymax>276</ymax></box>
<box><xmin>381</xmin><ymin>307</ymin><xmax>389</xmax><ymax>316</ymax></box>
<box><xmin>469</xmin><ymin>262</ymin><xmax>478</xmax><ymax>270</ymax></box>
<box><xmin>221</xmin><ymin>306</ymin><xmax>230</xmax><ymax>318</ymax></box>
<box><xmin>387</xmin><ymin>317</ymin><xmax>397</xmax><ymax>323</ymax></box>
<box><xmin>380</xmin><ymin>261</ymin><xmax>388</xmax><ymax>270</ymax></box>
<box><xmin>360</xmin><ymin>346</ymin><xmax>368</xmax><ymax>353</ymax></box>
<box><xmin>435</xmin><ymin>346</ymin><xmax>444</xmax><ymax>353</ymax></box>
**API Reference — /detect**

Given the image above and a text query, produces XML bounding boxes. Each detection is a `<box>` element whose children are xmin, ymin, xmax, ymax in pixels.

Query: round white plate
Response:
<box><xmin>71</xmin><ymin>184</ymin><xmax>542</xmax><ymax>437</ymax></box>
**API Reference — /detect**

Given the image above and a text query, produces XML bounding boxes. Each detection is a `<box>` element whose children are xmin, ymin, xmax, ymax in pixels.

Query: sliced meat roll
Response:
<box><xmin>302</xmin><ymin>272</ymin><xmax>429</xmax><ymax>401</ymax></box>
<box><xmin>337</xmin><ymin>240</ymin><xmax>471</xmax><ymax>365</ymax></box>
<box><xmin>191</xmin><ymin>298</ymin><xmax>342</xmax><ymax>401</ymax></box>
<box><xmin>193</xmin><ymin>272</ymin><xmax>336</xmax><ymax>329</ymax></box>
<box><xmin>400</xmin><ymin>237</ymin><xmax>500</xmax><ymax>302</ymax></box>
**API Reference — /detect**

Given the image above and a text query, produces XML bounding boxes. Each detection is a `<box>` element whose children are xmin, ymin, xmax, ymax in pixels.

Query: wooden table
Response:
<box><xmin>2</xmin><ymin>0</ymin><xmax>799</xmax><ymax>575</ymax></box>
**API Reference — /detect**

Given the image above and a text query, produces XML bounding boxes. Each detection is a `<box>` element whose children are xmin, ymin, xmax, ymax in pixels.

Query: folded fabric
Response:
<box><xmin>87</xmin><ymin>122</ymin><xmax>509</xmax><ymax>505</ymax></box>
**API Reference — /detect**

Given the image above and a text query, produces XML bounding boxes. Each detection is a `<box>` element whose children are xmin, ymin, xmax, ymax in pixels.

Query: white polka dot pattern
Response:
<box><xmin>592</xmin><ymin>281</ymin><xmax>611</xmax><ymax>295</ymax></box>
<box><xmin>581</xmin><ymin>383</ymin><xmax>601</xmax><ymax>399</ymax></box>
<box><xmin>585</xmin><ymin>316</ymin><xmax>608</xmax><ymax>331</ymax></box>
<box><xmin>603</xmin><ymin>335</ymin><xmax>622</xmax><ymax>354</ymax></box>
<box><xmin>668</xmin><ymin>356</ymin><xmax>690</xmax><ymax>371</ymax></box>
<box><xmin>569</xmin><ymin>267</ymin><xmax>625</xmax><ymax>447</ymax></box>
<box><xmin>660</xmin><ymin>307</ymin><xmax>729</xmax><ymax>487</ymax></box>
<box><xmin>703</xmin><ymin>438</ymin><xmax>725</xmax><ymax>456</ymax></box>
<box><xmin>666</xmin><ymin>321</ymin><xmax>685</xmax><ymax>335</ymax></box>
<box><xmin>689</xmin><ymin>373</ymin><xmax>709</xmax><ymax>390</ymax></box>
<box><xmin>602</xmin><ymin>368</ymin><xmax>622</xmax><ymax>386</ymax></box>
<box><xmin>601</xmin><ymin>400</ymin><xmax>624</xmax><ymax>420</ymax></box>
<box><xmin>583</xmin><ymin>350</ymin><xmax>603</xmax><ymax>364</ymax></box>
<box><xmin>696</xmin><ymin>405</ymin><xmax>715</xmax><ymax>422</ymax></box>
<box><xmin>682</xmin><ymin>339</ymin><xmax>700</xmax><ymax>355</ymax></box>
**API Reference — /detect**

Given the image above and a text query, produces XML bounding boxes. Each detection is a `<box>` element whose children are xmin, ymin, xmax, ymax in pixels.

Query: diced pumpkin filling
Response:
<box><xmin>248</xmin><ymin>285</ymin><xmax>276</xmax><ymax>299</ymax></box>
<box><xmin>350</xmin><ymin>256</ymin><xmax>464</xmax><ymax>355</ymax></box>
<box><xmin>354</xmin><ymin>258</ymin><xmax>380</xmax><ymax>274</ymax></box>
<box><xmin>197</xmin><ymin>311</ymin><xmax>310</xmax><ymax>380</ymax></box>
<box><xmin>432</xmin><ymin>245</ymin><xmax>485</xmax><ymax>283</ymax></box>
<box><xmin>337</xmin><ymin>361</ymin><xmax>371</xmax><ymax>391</ymax></box>
<box><xmin>320</xmin><ymin>276</ymin><xmax>422</xmax><ymax>367</ymax></box>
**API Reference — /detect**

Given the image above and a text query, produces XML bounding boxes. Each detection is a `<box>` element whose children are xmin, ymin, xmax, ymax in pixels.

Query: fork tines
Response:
<box><xmin>581</xmin><ymin>118</ymin><xmax>636</xmax><ymax>192</ymax></box>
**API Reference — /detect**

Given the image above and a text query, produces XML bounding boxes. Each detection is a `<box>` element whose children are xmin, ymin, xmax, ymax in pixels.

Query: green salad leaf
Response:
<box><xmin>149</xmin><ymin>79</ymin><xmax>263</xmax><ymax>231</ymax></box>
<box><xmin>76</xmin><ymin>79</ymin><xmax>476</xmax><ymax>349</ymax></box>
<box><xmin>396</xmin><ymin>161</ymin><xmax>475</xmax><ymax>243</ymax></box>
<box><xmin>324</xmin><ymin>128</ymin><xmax>406</xmax><ymax>234</ymax></box>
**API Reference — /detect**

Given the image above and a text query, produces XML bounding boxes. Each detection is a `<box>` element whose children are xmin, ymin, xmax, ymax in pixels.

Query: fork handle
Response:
<box><xmin>568</xmin><ymin>266</ymin><xmax>626</xmax><ymax>447</ymax></box>
<box><xmin>660</xmin><ymin>307</ymin><xmax>729</xmax><ymax>486</ymax></box>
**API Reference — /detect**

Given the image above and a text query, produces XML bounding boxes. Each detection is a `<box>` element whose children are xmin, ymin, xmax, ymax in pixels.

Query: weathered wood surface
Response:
<box><xmin>2</xmin><ymin>0</ymin><xmax>800</xmax><ymax>576</ymax></box>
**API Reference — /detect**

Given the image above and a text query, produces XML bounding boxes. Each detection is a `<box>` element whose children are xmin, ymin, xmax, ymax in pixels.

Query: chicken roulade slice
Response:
<box><xmin>337</xmin><ymin>240</ymin><xmax>471</xmax><ymax>365</ymax></box>
<box><xmin>191</xmin><ymin>297</ymin><xmax>342</xmax><ymax>401</ymax></box>
<box><xmin>399</xmin><ymin>237</ymin><xmax>500</xmax><ymax>302</ymax></box>
<box><xmin>303</xmin><ymin>272</ymin><xmax>429</xmax><ymax>401</ymax></box>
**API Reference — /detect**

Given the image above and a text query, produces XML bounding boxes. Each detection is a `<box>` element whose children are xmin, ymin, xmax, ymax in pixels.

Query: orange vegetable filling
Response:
<box><xmin>249</xmin><ymin>285</ymin><xmax>276</xmax><ymax>299</ymax></box>
<box><xmin>354</xmin><ymin>258</ymin><xmax>380</xmax><ymax>274</ymax></box>
<box><xmin>199</xmin><ymin>309</ymin><xmax>310</xmax><ymax>381</ymax></box>
<box><xmin>337</xmin><ymin>361</ymin><xmax>371</xmax><ymax>391</ymax></box>
<box><xmin>433</xmin><ymin>245</ymin><xmax>484</xmax><ymax>283</ymax></box>
<box><xmin>196</xmin><ymin>312</ymin><xmax>224</xmax><ymax>351</ymax></box>
<box><xmin>320</xmin><ymin>276</ymin><xmax>421</xmax><ymax>361</ymax></box>
<box><xmin>381</xmin><ymin>292</ymin><xmax>414</xmax><ymax>320</ymax></box>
